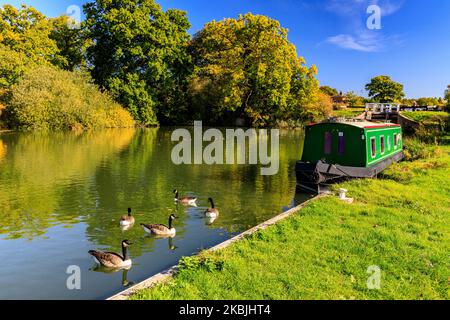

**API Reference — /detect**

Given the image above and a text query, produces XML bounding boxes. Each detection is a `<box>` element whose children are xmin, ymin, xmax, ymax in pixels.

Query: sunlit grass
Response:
<box><xmin>402</xmin><ymin>111</ymin><xmax>448</xmax><ymax>123</ymax></box>
<box><xmin>132</xmin><ymin>144</ymin><xmax>450</xmax><ymax>300</ymax></box>
<box><xmin>332</xmin><ymin>108</ymin><xmax>365</xmax><ymax>118</ymax></box>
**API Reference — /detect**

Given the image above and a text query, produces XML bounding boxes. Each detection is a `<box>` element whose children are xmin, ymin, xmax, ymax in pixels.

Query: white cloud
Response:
<box><xmin>326</xmin><ymin>34</ymin><xmax>380</xmax><ymax>52</ymax></box>
<box><xmin>323</xmin><ymin>0</ymin><xmax>405</xmax><ymax>52</ymax></box>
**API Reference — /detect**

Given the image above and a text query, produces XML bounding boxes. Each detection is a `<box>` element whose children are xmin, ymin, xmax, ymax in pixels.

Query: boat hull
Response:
<box><xmin>296</xmin><ymin>151</ymin><xmax>404</xmax><ymax>193</ymax></box>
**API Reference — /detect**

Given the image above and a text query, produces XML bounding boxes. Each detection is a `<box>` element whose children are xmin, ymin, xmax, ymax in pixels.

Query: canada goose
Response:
<box><xmin>205</xmin><ymin>197</ymin><xmax>219</xmax><ymax>218</ymax></box>
<box><xmin>173</xmin><ymin>189</ymin><xmax>197</xmax><ymax>206</ymax></box>
<box><xmin>141</xmin><ymin>214</ymin><xmax>177</xmax><ymax>237</ymax></box>
<box><xmin>120</xmin><ymin>208</ymin><xmax>135</xmax><ymax>226</ymax></box>
<box><xmin>88</xmin><ymin>240</ymin><xmax>133</xmax><ymax>269</ymax></box>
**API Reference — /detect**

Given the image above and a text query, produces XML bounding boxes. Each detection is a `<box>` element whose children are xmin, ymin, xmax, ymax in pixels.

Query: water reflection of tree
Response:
<box><xmin>0</xmin><ymin>129</ymin><xmax>135</xmax><ymax>239</ymax></box>
<box><xmin>0</xmin><ymin>138</ymin><xmax>6</xmax><ymax>161</ymax></box>
<box><xmin>0</xmin><ymin>127</ymin><xmax>304</xmax><ymax>251</ymax></box>
<box><xmin>83</xmin><ymin>128</ymin><xmax>304</xmax><ymax>255</ymax></box>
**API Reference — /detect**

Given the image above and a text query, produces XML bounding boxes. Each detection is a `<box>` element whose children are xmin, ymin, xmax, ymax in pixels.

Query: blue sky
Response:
<box><xmin>2</xmin><ymin>0</ymin><xmax>449</xmax><ymax>98</ymax></box>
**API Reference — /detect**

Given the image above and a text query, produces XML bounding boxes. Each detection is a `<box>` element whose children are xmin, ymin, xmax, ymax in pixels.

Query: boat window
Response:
<box><xmin>371</xmin><ymin>137</ymin><xmax>376</xmax><ymax>158</ymax></box>
<box><xmin>338</xmin><ymin>132</ymin><xmax>345</xmax><ymax>155</ymax></box>
<box><xmin>387</xmin><ymin>136</ymin><xmax>391</xmax><ymax>151</ymax></box>
<box><xmin>394</xmin><ymin>133</ymin><xmax>398</xmax><ymax>148</ymax></box>
<box><xmin>324</xmin><ymin>132</ymin><xmax>332</xmax><ymax>154</ymax></box>
<box><xmin>380</xmin><ymin>136</ymin><xmax>385</xmax><ymax>154</ymax></box>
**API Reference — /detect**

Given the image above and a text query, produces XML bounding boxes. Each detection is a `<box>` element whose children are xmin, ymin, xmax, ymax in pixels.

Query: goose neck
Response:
<box><xmin>122</xmin><ymin>245</ymin><xmax>129</xmax><ymax>261</ymax></box>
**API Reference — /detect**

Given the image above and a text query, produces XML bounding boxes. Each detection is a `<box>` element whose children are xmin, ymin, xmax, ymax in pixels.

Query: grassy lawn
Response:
<box><xmin>401</xmin><ymin>111</ymin><xmax>449</xmax><ymax>123</ymax></box>
<box><xmin>131</xmin><ymin>143</ymin><xmax>450</xmax><ymax>300</ymax></box>
<box><xmin>332</xmin><ymin>108</ymin><xmax>365</xmax><ymax>118</ymax></box>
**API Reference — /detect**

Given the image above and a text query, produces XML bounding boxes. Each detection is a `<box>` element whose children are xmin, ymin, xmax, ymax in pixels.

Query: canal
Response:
<box><xmin>0</xmin><ymin>127</ymin><xmax>307</xmax><ymax>299</ymax></box>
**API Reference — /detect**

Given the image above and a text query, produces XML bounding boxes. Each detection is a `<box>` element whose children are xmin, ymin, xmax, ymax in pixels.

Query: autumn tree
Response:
<box><xmin>188</xmin><ymin>13</ymin><xmax>321</xmax><ymax>126</ymax></box>
<box><xmin>0</xmin><ymin>5</ymin><xmax>64</xmax><ymax>65</ymax></box>
<box><xmin>365</xmin><ymin>75</ymin><xmax>405</xmax><ymax>103</ymax></box>
<box><xmin>83</xmin><ymin>0</ymin><xmax>192</xmax><ymax>125</ymax></box>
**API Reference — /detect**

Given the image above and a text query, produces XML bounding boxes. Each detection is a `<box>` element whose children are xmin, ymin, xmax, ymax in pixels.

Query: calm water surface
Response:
<box><xmin>0</xmin><ymin>128</ymin><xmax>306</xmax><ymax>299</ymax></box>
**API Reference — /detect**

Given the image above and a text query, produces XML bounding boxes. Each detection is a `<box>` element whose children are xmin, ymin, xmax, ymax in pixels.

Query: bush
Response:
<box><xmin>403</xmin><ymin>138</ymin><xmax>438</xmax><ymax>161</ymax></box>
<box><xmin>6</xmin><ymin>66</ymin><xmax>135</xmax><ymax>130</ymax></box>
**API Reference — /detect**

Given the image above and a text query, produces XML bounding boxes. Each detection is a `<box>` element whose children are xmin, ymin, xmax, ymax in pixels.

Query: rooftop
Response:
<box><xmin>308</xmin><ymin>119</ymin><xmax>401</xmax><ymax>129</ymax></box>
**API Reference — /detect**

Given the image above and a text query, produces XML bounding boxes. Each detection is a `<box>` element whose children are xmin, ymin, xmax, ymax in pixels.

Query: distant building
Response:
<box><xmin>332</xmin><ymin>95</ymin><xmax>347</xmax><ymax>106</ymax></box>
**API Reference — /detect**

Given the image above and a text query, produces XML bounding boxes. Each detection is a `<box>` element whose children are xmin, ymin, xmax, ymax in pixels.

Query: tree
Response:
<box><xmin>416</xmin><ymin>97</ymin><xmax>439</xmax><ymax>107</ymax></box>
<box><xmin>320</xmin><ymin>86</ymin><xmax>338</xmax><ymax>97</ymax></box>
<box><xmin>83</xmin><ymin>0</ymin><xmax>192</xmax><ymax>125</ymax></box>
<box><xmin>365</xmin><ymin>75</ymin><xmax>405</xmax><ymax>103</ymax></box>
<box><xmin>0</xmin><ymin>4</ymin><xmax>62</xmax><ymax>66</ymax></box>
<box><xmin>445</xmin><ymin>85</ymin><xmax>450</xmax><ymax>109</ymax></box>
<box><xmin>346</xmin><ymin>91</ymin><xmax>364</xmax><ymax>106</ymax></box>
<box><xmin>49</xmin><ymin>15</ymin><xmax>89</xmax><ymax>71</ymax></box>
<box><xmin>188</xmin><ymin>13</ymin><xmax>321</xmax><ymax>126</ymax></box>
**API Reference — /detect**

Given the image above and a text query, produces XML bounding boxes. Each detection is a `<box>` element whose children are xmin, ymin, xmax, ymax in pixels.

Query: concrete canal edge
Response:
<box><xmin>107</xmin><ymin>194</ymin><xmax>325</xmax><ymax>300</ymax></box>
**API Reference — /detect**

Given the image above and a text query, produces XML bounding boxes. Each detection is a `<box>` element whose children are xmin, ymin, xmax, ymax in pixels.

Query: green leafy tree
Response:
<box><xmin>445</xmin><ymin>85</ymin><xmax>450</xmax><ymax>109</ymax></box>
<box><xmin>416</xmin><ymin>97</ymin><xmax>439</xmax><ymax>106</ymax></box>
<box><xmin>83</xmin><ymin>0</ymin><xmax>192</xmax><ymax>125</ymax></box>
<box><xmin>320</xmin><ymin>86</ymin><xmax>339</xmax><ymax>97</ymax></box>
<box><xmin>346</xmin><ymin>91</ymin><xmax>364</xmax><ymax>106</ymax></box>
<box><xmin>365</xmin><ymin>75</ymin><xmax>405</xmax><ymax>103</ymax></box>
<box><xmin>49</xmin><ymin>15</ymin><xmax>89</xmax><ymax>71</ymax></box>
<box><xmin>189</xmin><ymin>13</ymin><xmax>321</xmax><ymax>126</ymax></box>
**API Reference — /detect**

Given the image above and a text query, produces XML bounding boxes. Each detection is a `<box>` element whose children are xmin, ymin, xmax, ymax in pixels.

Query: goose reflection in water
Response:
<box><xmin>90</xmin><ymin>265</ymin><xmax>135</xmax><ymax>288</ymax></box>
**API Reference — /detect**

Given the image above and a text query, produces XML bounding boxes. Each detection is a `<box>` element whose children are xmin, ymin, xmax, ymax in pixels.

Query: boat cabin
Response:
<box><xmin>302</xmin><ymin>121</ymin><xmax>403</xmax><ymax>167</ymax></box>
<box><xmin>296</xmin><ymin>120</ymin><xmax>404</xmax><ymax>193</ymax></box>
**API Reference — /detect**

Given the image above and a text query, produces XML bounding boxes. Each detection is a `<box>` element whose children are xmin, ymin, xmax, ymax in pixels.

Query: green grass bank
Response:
<box><xmin>131</xmin><ymin>142</ymin><xmax>450</xmax><ymax>300</ymax></box>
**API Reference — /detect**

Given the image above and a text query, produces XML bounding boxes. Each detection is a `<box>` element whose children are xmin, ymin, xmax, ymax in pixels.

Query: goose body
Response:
<box><xmin>173</xmin><ymin>190</ymin><xmax>197</xmax><ymax>206</ymax></box>
<box><xmin>141</xmin><ymin>214</ymin><xmax>177</xmax><ymax>237</ymax></box>
<box><xmin>89</xmin><ymin>240</ymin><xmax>132</xmax><ymax>269</ymax></box>
<box><xmin>205</xmin><ymin>197</ymin><xmax>219</xmax><ymax>218</ymax></box>
<box><xmin>119</xmin><ymin>208</ymin><xmax>135</xmax><ymax>226</ymax></box>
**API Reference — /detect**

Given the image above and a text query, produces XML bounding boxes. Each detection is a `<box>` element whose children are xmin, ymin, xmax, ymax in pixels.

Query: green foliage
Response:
<box><xmin>132</xmin><ymin>145</ymin><xmax>450</xmax><ymax>300</ymax></box>
<box><xmin>402</xmin><ymin>112</ymin><xmax>449</xmax><ymax>142</ymax></box>
<box><xmin>49</xmin><ymin>15</ymin><xmax>89</xmax><ymax>71</ymax></box>
<box><xmin>365</xmin><ymin>75</ymin><xmax>405</xmax><ymax>103</ymax></box>
<box><xmin>445</xmin><ymin>85</ymin><xmax>450</xmax><ymax>109</ymax></box>
<box><xmin>320</xmin><ymin>85</ymin><xmax>339</xmax><ymax>97</ymax></box>
<box><xmin>402</xmin><ymin>138</ymin><xmax>439</xmax><ymax>161</ymax></box>
<box><xmin>83</xmin><ymin>0</ymin><xmax>192</xmax><ymax>125</ymax></box>
<box><xmin>0</xmin><ymin>4</ymin><xmax>63</xmax><ymax>66</ymax></box>
<box><xmin>7</xmin><ymin>66</ymin><xmax>134</xmax><ymax>130</ymax></box>
<box><xmin>332</xmin><ymin>108</ymin><xmax>365</xmax><ymax>118</ymax></box>
<box><xmin>178</xmin><ymin>256</ymin><xmax>225</xmax><ymax>275</ymax></box>
<box><xmin>345</xmin><ymin>91</ymin><xmax>365</xmax><ymax>106</ymax></box>
<box><xmin>416</xmin><ymin>97</ymin><xmax>440</xmax><ymax>107</ymax></box>
<box><xmin>188</xmin><ymin>13</ymin><xmax>324</xmax><ymax>126</ymax></box>
<box><xmin>402</xmin><ymin>111</ymin><xmax>448</xmax><ymax>123</ymax></box>
<box><xmin>0</xmin><ymin>44</ymin><xmax>41</xmax><ymax>89</ymax></box>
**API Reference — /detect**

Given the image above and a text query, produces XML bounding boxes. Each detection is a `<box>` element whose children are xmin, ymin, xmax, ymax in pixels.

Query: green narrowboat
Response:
<box><xmin>296</xmin><ymin>120</ymin><xmax>404</xmax><ymax>193</ymax></box>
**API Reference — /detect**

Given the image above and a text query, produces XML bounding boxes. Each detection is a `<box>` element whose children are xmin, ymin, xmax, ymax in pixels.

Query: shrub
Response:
<box><xmin>6</xmin><ymin>66</ymin><xmax>135</xmax><ymax>130</ymax></box>
<box><xmin>403</xmin><ymin>138</ymin><xmax>438</xmax><ymax>161</ymax></box>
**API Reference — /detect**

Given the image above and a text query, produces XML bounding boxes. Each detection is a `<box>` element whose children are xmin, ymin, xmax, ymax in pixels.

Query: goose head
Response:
<box><xmin>122</xmin><ymin>239</ymin><xmax>133</xmax><ymax>247</ymax></box>
<box><xmin>127</xmin><ymin>207</ymin><xmax>132</xmax><ymax>216</ymax></box>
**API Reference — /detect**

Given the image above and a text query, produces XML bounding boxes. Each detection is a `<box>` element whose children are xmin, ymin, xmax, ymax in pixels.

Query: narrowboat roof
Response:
<box><xmin>307</xmin><ymin>120</ymin><xmax>400</xmax><ymax>129</ymax></box>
